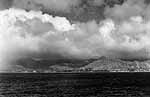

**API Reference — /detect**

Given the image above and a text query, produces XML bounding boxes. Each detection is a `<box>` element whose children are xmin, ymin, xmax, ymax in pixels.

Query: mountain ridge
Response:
<box><xmin>3</xmin><ymin>56</ymin><xmax>150</xmax><ymax>73</ymax></box>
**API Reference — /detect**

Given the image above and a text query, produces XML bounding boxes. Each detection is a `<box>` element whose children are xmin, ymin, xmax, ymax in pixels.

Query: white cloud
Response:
<box><xmin>104</xmin><ymin>0</ymin><xmax>148</xmax><ymax>21</ymax></box>
<box><xmin>1</xmin><ymin>8</ymin><xmax>150</xmax><ymax>67</ymax></box>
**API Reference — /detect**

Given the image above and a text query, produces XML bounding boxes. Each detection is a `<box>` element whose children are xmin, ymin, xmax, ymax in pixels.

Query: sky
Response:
<box><xmin>0</xmin><ymin>0</ymin><xmax>150</xmax><ymax>70</ymax></box>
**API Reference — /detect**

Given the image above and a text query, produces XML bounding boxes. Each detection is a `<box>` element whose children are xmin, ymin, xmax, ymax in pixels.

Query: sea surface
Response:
<box><xmin>0</xmin><ymin>73</ymin><xmax>150</xmax><ymax>97</ymax></box>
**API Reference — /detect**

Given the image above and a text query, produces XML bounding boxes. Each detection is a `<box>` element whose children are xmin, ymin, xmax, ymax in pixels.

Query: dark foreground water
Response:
<box><xmin>0</xmin><ymin>73</ymin><xmax>150</xmax><ymax>97</ymax></box>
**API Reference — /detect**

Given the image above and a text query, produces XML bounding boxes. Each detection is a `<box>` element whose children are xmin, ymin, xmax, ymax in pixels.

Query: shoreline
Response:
<box><xmin>1</xmin><ymin>71</ymin><xmax>150</xmax><ymax>74</ymax></box>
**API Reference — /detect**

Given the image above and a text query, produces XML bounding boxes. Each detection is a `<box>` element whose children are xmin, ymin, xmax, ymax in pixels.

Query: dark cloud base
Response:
<box><xmin>0</xmin><ymin>0</ymin><xmax>126</xmax><ymax>22</ymax></box>
<box><xmin>22</xmin><ymin>0</ymin><xmax>126</xmax><ymax>22</ymax></box>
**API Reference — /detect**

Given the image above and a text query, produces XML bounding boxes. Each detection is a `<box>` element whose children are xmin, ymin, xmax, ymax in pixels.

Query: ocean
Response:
<box><xmin>0</xmin><ymin>73</ymin><xmax>150</xmax><ymax>97</ymax></box>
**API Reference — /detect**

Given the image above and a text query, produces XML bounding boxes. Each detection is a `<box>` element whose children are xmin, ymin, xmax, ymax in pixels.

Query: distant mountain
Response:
<box><xmin>80</xmin><ymin>57</ymin><xmax>150</xmax><ymax>72</ymax></box>
<box><xmin>6</xmin><ymin>56</ymin><xmax>150</xmax><ymax>73</ymax></box>
<box><xmin>14</xmin><ymin>58</ymin><xmax>97</xmax><ymax>68</ymax></box>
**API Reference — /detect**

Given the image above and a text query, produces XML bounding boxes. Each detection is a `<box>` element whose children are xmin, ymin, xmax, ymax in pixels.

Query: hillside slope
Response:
<box><xmin>80</xmin><ymin>57</ymin><xmax>150</xmax><ymax>72</ymax></box>
<box><xmin>4</xmin><ymin>57</ymin><xmax>150</xmax><ymax>73</ymax></box>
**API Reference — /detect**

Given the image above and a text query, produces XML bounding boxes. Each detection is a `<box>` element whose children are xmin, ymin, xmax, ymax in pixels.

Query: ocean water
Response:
<box><xmin>0</xmin><ymin>73</ymin><xmax>150</xmax><ymax>97</ymax></box>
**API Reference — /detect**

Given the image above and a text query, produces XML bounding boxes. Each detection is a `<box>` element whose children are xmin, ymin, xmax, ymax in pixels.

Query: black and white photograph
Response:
<box><xmin>1</xmin><ymin>0</ymin><xmax>150</xmax><ymax>96</ymax></box>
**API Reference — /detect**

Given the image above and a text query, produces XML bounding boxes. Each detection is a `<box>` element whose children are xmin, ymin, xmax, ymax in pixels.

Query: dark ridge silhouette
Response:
<box><xmin>13</xmin><ymin>57</ymin><xmax>98</xmax><ymax>70</ymax></box>
<box><xmin>119</xmin><ymin>58</ymin><xmax>150</xmax><ymax>62</ymax></box>
<box><xmin>6</xmin><ymin>56</ymin><xmax>150</xmax><ymax>72</ymax></box>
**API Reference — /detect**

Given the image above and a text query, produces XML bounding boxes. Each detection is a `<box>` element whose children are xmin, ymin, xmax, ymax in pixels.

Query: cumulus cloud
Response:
<box><xmin>1</xmin><ymin>8</ymin><xmax>150</xmax><ymax>68</ymax></box>
<box><xmin>1</xmin><ymin>0</ymin><xmax>150</xmax><ymax>70</ymax></box>
<box><xmin>104</xmin><ymin>0</ymin><xmax>150</xmax><ymax>21</ymax></box>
